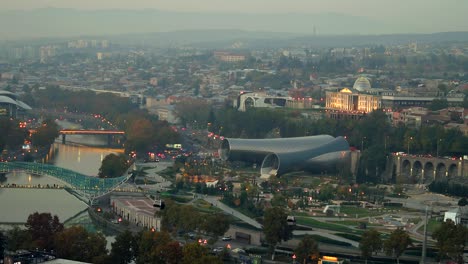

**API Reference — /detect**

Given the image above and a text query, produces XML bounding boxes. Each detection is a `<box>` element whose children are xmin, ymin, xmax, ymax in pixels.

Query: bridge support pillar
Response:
<box><xmin>457</xmin><ymin>160</ymin><xmax>464</xmax><ymax>177</ymax></box>
<box><xmin>107</xmin><ymin>134</ymin><xmax>112</xmax><ymax>147</ymax></box>
<box><xmin>395</xmin><ymin>156</ymin><xmax>403</xmax><ymax>183</ymax></box>
<box><xmin>62</xmin><ymin>134</ymin><xmax>66</xmax><ymax>144</ymax></box>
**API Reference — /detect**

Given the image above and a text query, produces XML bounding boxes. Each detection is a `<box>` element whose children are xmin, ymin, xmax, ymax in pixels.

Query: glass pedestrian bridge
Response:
<box><xmin>0</xmin><ymin>162</ymin><xmax>131</xmax><ymax>204</ymax></box>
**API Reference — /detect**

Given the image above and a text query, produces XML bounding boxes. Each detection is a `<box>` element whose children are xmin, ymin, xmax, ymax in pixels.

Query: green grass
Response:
<box><xmin>295</xmin><ymin>217</ymin><xmax>355</xmax><ymax>233</ymax></box>
<box><xmin>340</xmin><ymin>206</ymin><xmax>387</xmax><ymax>217</ymax></box>
<box><xmin>191</xmin><ymin>199</ymin><xmax>221</xmax><ymax>213</ymax></box>
<box><xmin>331</xmin><ymin>220</ymin><xmax>380</xmax><ymax>227</ymax></box>
<box><xmin>419</xmin><ymin>218</ymin><xmax>441</xmax><ymax>234</ymax></box>
<box><xmin>161</xmin><ymin>194</ymin><xmax>192</xmax><ymax>203</ymax></box>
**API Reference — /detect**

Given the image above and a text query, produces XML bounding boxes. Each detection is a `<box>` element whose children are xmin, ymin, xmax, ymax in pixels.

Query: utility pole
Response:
<box><xmin>420</xmin><ymin>205</ymin><xmax>429</xmax><ymax>264</ymax></box>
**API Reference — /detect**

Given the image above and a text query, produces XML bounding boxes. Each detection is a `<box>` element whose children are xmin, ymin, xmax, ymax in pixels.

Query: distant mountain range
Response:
<box><xmin>0</xmin><ymin>8</ymin><xmax>435</xmax><ymax>39</ymax></box>
<box><xmin>1</xmin><ymin>8</ymin><xmax>468</xmax><ymax>47</ymax></box>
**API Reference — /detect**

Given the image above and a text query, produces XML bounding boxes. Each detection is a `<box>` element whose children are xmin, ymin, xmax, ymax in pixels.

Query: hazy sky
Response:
<box><xmin>4</xmin><ymin>0</ymin><xmax>468</xmax><ymax>19</ymax></box>
<box><xmin>1</xmin><ymin>0</ymin><xmax>467</xmax><ymax>38</ymax></box>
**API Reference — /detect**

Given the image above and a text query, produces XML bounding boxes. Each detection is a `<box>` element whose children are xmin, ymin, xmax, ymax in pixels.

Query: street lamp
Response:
<box><xmin>407</xmin><ymin>137</ymin><xmax>413</xmax><ymax>155</ymax></box>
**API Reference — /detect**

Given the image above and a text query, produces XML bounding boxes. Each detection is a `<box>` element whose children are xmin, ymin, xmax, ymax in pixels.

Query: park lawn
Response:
<box><xmin>295</xmin><ymin>217</ymin><xmax>356</xmax><ymax>233</ymax></box>
<box><xmin>339</xmin><ymin>206</ymin><xmax>386</xmax><ymax>217</ymax></box>
<box><xmin>330</xmin><ymin>220</ymin><xmax>381</xmax><ymax>227</ymax></box>
<box><xmin>192</xmin><ymin>199</ymin><xmax>221</xmax><ymax>213</ymax></box>
<box><xmin>417</xmin><ymin>218</ymin><xmax>441</xmax><ymax>234</ymax></box>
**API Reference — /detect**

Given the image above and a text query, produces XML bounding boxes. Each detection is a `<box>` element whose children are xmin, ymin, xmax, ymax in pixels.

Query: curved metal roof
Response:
<box><xmin>219</xmin><ymin>135</ymin><xmax>350</xmax><ymax>177</ymax></box>
<box><xmin>0</xmin><ymin>95</ymin><xmax>32</xmax><ymax>110</ymax></box>
<box><xmin>0</xmin><ymin>90</ymin><xmax>18</xmax><ymax>99</ymax></box>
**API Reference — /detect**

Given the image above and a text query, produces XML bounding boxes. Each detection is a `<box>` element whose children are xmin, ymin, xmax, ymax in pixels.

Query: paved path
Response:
<box><xmin>131</xmin><ymin>161</ymin><xmax>173</xmax><ymax>193</ymax></box>
<box><xmin>202</xmin><ymin>195</ymin><xmax>263</xmax><ymax>229</ymax></box>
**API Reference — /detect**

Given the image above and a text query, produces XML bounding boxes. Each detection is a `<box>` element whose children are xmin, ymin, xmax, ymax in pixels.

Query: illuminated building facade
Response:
<box><xmin>326</xmin><ymin>87</ymin><xmax>381</xmax><ymax>113</ymax></box>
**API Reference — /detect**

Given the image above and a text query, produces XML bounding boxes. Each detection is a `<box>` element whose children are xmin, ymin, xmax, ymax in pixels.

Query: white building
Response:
<box><xmin>444</xmin><ymin>207</ymin><xmax>468</xmax><ymax>225</ymax></box>
<box><xmin>111</xmin><ymin>196</ymin><xmax>161</xmax><ymax>231</ymax></box>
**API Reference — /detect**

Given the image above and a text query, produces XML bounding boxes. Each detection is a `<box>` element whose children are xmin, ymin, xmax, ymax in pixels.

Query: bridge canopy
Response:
<box><xmin>0</xmin><ymin>162</ymin><xmax>130</xmax><ymax>201</ymax></box>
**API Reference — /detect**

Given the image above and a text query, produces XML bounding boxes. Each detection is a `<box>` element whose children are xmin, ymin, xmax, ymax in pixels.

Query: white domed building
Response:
<box><xmin>352</xmin><ymin>76</ymin><xmax>372</xmax><ymax>91</ymax></box>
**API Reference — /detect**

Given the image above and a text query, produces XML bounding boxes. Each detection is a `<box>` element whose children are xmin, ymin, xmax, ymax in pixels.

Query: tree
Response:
<box><xmin>98</xmin><ymin>153</ymin><xmax>129</xmax><ymax>178</ymax></box>
<box><xmin>54</xmin><ymin>226</ymin><xmax>108</xmax><ymax>263</ymax></box>
<box><xmin>6</xmin><ymin>226</ymin><xmax>32</xmax><ymax>251</ymax></box>
<box><xmin>263</xmin><ymin>207</ymin><xmax>293</xmax><ymax>260</ymax></box>
<box><xmin>384</xmin><ymin>228</ymin><xmax>412</xmax><ymax>264</ymax></box>
<box><xmin>135</xmin><ymin>230</ymin><xmax>182</xmax><ymax>264</ymax></box>
<box><xmin>31</xmin><ymin>119</ymin><xmax>60</xmax><ymax>147</ymax></box>
<box><xmin>25</xmin><ymin>212</ymin><xmax>64</xmax><ymax>251</ymax></box>
<box><xmin>110</xmin><ymin>230</ymin><xmax>135</xmax><ymax>264</ymax></box>
<box><xmin>458</xmin><ymin>197</ymin><xmax>468</xmax><ymax>206</ymax></box>
<box><xmin>0</xmin><ymin>117</ymin><xmax>28</xmax><ymax>151</ymax></box>
<box><xmin>201</xmin><ymin>213</ymin><xmax>230</xmax><ymax>241</ymax></box>
<box><xmin>161</xmin><ymin>241</ymin><xmax>184</xmax><ymax>264</ymax></box>
<box><xmin>295</xmin><ymin>235</ymin><xmax>319</xmax><ymax>264</ymax></box>
<box><xmin>429</xmin><ymin>98</ymin><xmax>449</xmax><ymax>111</ymax></box>
<box><xmin>359</xmin><ymin>229</ymin><xmax>382</xmax><ymax>263</ymax></box>
<box><xmin>432</xmin><ymin>219</ymin><xmax>468</xmax><ymax>263</ymax></box>
<box><xmin>0</xmin><ymin>230</ymin><xmax>6</xmax><ymax>260</ymax></box>
<box><xmin>181</xmin><ymin>242</ymin><xmax>222</xmax><ymax>264</ymax></box>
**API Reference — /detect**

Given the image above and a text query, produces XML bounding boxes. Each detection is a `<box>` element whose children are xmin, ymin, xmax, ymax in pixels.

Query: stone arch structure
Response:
<box><xmin>244</xmin><ymin>97</ymin><xmax>255</xmax><ymax>110</ymax></box>
<box><xmin>448</xmin><ymin>164</ymin><xmax>458</xmax><ymax>178</ymax></box>
<box><xmin>401</xmin><ymin>159</ymin><xmax>412</xmax><ymax>183</ymax></box>
<box><xmin>435</xmin><ymin>163</ymin><xmax>447</xmax><ymax>181</ymax></box>
<box><xmin>423</xmin><ymin>162</ymin><xmax>434</xmax><ymax>184</ymax></box>
<box><xmin>413</xmin><ymin>161</ymin><xmax>423</xmax><ymax>183</ymax></box>
<box><xmin>393</xmin><ymin>154</ymin><xmax>466</xmax><ymax>184</ymax></box>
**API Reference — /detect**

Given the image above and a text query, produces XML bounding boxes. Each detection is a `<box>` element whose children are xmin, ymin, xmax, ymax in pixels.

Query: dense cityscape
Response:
<box><xmin>1</xmin><ymin>2</ymin><xmax>468</xmax><ymax>264</ymax></box>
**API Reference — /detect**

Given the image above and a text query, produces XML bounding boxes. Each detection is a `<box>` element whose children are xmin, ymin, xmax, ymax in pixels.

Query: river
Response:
<box><xmin>0</xmin><ymin>121</ymin><xmax>124</xmax><ymax>231</ymax></box>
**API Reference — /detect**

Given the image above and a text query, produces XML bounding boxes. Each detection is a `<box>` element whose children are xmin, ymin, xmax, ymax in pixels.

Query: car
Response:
<box><xmin>222</xmin><ymin>236</ymin><xmax>232</xmax><ymax>241</ymax></box>
<box><xmin>212</xmin><ymin>247</ymin><xmax>224</xmax><ymax>253</ymax></box>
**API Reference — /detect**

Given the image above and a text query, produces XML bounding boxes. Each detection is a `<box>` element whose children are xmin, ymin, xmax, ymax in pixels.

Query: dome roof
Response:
<box><xmin>353</xmin><ymin>77</ymin><xmax>371</xmax><ymax>91</ymax></box>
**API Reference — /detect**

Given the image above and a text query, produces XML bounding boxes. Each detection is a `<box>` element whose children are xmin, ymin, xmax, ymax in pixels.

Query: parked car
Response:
<box><xmin>213</xmin><ymin>247</ymin><xmax>224</xmax><ymax>253</ymax></box>
<box><xmin>222</xmin><ymin>236</ymin><xmax>232</xmax><ymax>241</ymax></box>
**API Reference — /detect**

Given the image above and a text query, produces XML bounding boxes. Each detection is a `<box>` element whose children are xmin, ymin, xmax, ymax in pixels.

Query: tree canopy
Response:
<box><xmin>110</xmin><ymin>230</ymin><xmax>136</xmax><ymax>264</ymax></box>
<box><xmin>295</xmin><ymin>235</ymin><xmax>319</xmax><ymax>264</ymax></box>
<box><xmin>359</xmin><ymin>229</ymin><xmax>382</xmax><ymax>263</ymax></box>
<box><xmin>31</xmin><ymin>119</ymin><xmax>60</xmax><ymax>148</ymax></box>
<box><xmin>432</xmin><ymin>219</ymin><xmax>468</xmax><ymax>263</ymax></box>
<box><xmin>383</xmin><ymin>228</ymin><xmax>412</xmax><ymax>264</ymax></box>
<box><xmin>25</xmin><ymin>212</ymin><xmax>63</xmax><ymax>251</ymax></box>
<box><xmin>263</xmin><ymin>206</ymin><xmax>293</xmax><ymax>259</ymax></box>
<box><xmin>54</xmin><ymin>226</ymin><xmax>108</xmax><ymax>263</ymax></box>
<box><xmin>98</xmin><ymin>153</ymin><xmax>129</xmax><ymax>178</ymax></box>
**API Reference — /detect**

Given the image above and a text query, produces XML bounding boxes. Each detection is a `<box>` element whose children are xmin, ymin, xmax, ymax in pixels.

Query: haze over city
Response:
<box><xmin>1</xmin><ymin>0</ymin><xmax>468</xmax><ymax>263</ymax></box>
<box><xmin>1</xmin><ymin>0</ymin><xmax>468</xmax><ymax>39</ymax></box>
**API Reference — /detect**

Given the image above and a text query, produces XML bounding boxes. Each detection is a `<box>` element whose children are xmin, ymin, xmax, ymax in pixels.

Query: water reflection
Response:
<box><xmin>0</xmin><ymin>136</ymin><xmax>123</xmax><ymax>223</ymax></box>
